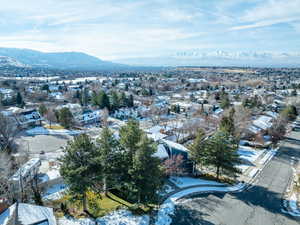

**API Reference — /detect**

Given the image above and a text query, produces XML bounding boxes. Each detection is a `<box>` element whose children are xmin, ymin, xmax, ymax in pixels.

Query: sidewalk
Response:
<box><xmin>283</xmin><ymin>157</ymin><xmax>300</xmax><ymax>217</ymax></box>
<box><xmin>238</xmin><ymin>147</ymin><xmax>279</xmax><ymax>184</ymax></box>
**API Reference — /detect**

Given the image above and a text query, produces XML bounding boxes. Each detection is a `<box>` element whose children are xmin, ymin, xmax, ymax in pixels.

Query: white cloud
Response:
<box><xmin>230</xmin><ymin>16</ymin><xmax>300</xmax><ymax>31</ymax></box>
<box><xmin>242</xmin><ymin>0</ymin><xmax>300</xmax><ymax>22</ymax></box>
<box><xmin>159</xmin><ymin>8</ymin><xmax>199</xmax><ymax>22</ymax></box>
<box><xmin>230</xmin><ymin>0</ymin><xmax>300</xmax><ymax>30</ymax></box>
<box><xmin>0</xmin><ymin>0</ymin><xmax>299</xmax><ymax>59</ymax></box>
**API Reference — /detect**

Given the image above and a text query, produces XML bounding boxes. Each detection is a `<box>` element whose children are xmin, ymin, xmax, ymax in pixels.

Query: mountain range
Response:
<box><xmin>0</xmin><ymin>47</ymin><xmax>124</xmax><ymax>70</ymax></box>
<box><xmin>115</xmin><ymin>50</ymin><xmax>300</xmax><ymax>67</ymax></box>
<box><xmin>0</xmin><ymin>48</ymin><xmax>299</xmax><ymax>70</ymax></box>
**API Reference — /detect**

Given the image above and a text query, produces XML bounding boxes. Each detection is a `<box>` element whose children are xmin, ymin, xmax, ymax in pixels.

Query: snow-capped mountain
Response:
<box><xmin>173</xmin><ymin>50</ymin><xmax>300</xmax><ymax>60</ymax></box>
<box><xmin>115</xmin><ymin>51</ymin><xmax>300</xmax><ymax>67</ymax></box>
<box><xmin>0</xmin><ymin>56</ymin><xmax>29</xmax><ymax>67</ymax></box>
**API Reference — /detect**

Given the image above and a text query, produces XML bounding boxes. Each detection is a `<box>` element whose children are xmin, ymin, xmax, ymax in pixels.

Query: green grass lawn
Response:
<box><xmin>49</xmin><ymin>191</ymin><xmax>153</xmax><ymax>218</ymax></box>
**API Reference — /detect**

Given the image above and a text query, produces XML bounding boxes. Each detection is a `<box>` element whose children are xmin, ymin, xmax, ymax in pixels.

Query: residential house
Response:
<box><xmin>0</xmin><ymin>203</ymin><xmax>56</xmax><ymax>225</ymax></box>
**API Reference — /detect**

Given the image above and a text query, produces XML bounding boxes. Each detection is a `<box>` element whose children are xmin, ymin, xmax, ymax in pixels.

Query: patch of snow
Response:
<box><xmin>248</xmin><ymin>168</ymin><xmax>260</xmax><ymax>178</ymax></box>
<box><xmin>58</xmin><ymin>210</ymin><xmax>149</xmax><ymax>225</ymax></box>
<box><xmin>238</xmin><ymin>146</ymin><xmax>265</xmax><ymax>163</ymax></box>
<box><xmin>169</xmin><ymin>176</ymin><xmax>223</xmax><ymax>188</ymax></box>
<box><xmin>97</xmin><ymin>210</ymin><xmax>149</xmax><ymax>225</ymax></box>
<box><xmin>39</xmin><ymin>169</ymin><xmax>61</xmax><ymax>183</ymax></box>
<box><xmin>159</xmin><ymin>184</ymin><xmax>175</xmax><ymax>196</ymax></box>
<box><xmin>259</xmin><ymin>148</ymin><xmax>278</xmax><ymax>165</ymax></box>
<box><xmin>58</xmin><ymin>217</ymin><xmax>95</xmax><ymax>225</ymax></box>
<box><xmin>43</xmin><ymin>183</ymin><xmax>67</xmax><ymax>201</ymax></box>
<box><xmin>26</xmin><ymin>126</ymin><xmax>82</xmax><ymax>136</ymax></box>
<box><xmin>288</xmin><ymin>193</ymin><xmax>300</xmax><ymax>216</ymax></box>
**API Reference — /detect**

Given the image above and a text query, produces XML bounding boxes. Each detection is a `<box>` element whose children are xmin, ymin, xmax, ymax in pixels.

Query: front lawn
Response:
<box><xmin>48</xmin><ymin>191</ymin><xmax>153</xmax><ymax>218</ymax></box>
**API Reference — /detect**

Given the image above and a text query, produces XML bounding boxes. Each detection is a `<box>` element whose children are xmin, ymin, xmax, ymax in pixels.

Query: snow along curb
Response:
<box><xmin>155</xmin><ymin>183</ymin><xmax>245</xmax><ymax>225</ymax></box>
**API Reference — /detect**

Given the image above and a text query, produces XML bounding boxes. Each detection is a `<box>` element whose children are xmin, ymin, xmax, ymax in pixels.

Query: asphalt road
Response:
<box><xmin>171</xmin><ymin>130</ymin><xmax>300</xmax><ymax>225</ymax></box>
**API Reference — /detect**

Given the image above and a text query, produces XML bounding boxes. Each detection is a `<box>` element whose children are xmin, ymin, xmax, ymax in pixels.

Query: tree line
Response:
<box><xmin>59</xmin><ymin>120</ymin><xmax>164</xmax><ymax>213</ymax></box>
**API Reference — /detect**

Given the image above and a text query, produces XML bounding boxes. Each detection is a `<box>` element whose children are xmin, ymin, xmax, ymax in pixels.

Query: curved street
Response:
<box><xmin>171</xmin><ymin>130</ymin><xmax>300</xmax><ymax>225</ymax></box>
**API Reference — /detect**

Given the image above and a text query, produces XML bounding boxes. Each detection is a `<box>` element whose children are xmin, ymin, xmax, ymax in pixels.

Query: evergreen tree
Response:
<box><xmin>219</xmin><ymin>108</ymin><xmax>235</xmax><ymax>136</ymax></box>
<box><xmin>96</xmin><ymin>127</ymin><xmax>122</xmax><ymax>193</ymax></box>
<box><xmin>75</xmin><ymin>90</ymin><xmax>81</xmax><ymax>100</ymax></box>
<box><xmin>220</xmin><ymin>94</ymin><xmax>230</xmax><ymax>109</ymax></box>
<box><xmin>81</xmin><ymin>88</ymin><xmax>89</xmax><ymax>106</ymax></box>
<box><xmin>119</xmin><ymin>120</ymin><xmax>143</xmax><ymax>161</ymax></box>
<box><xmin>59</xmin><ymin>134</ymin><xmax>98</xmax><ymax>212</ymax></box>
<box><xmin>38</xmin><ymin>104</ymin><xmax>48</xmax><ymax>116</ymax></box>
<box><xmin>203</xmin><ymin>131</ymin><xmax>241</xmax><ymax>180</ymax></box>
<box><xmin>111</xmin><ymin>91</ymin><xmax>120</xmax><ymax>111</ymax></box>
<box><xmin>99</xmin><ymin>91</ymin><xmax>110</xmax><ymax>110</ymax></box>
<box><xmin>291</xmin><ymin>89</ymin><xmax>297</xmax><ymax>96</ymax></box>
<box><xmin>16</xmin><ymin>92</ymin><xmax>23</xmax><ymax>106</ymax></box>
<box><xmin>119</xmin><ymin>92</ymin><xmax>127</xmax><ymax>107</ymax></box>
<box><xmin>92</xmin><ymin>90</ymin><xmax>110</xmax><ymax>110</ymax></box>
<box><xmin>58</xmin><ymin>107</ymin><xmax>73</xmax><ymax>129</ymax></box>
<box><xmin>189</xmin><ymin>129</ymin><xmax>206</xmax><ymax>171</ymax></box>
<box><xmin>281</xmin><ymin>105</ymin><xmax>298</xmax><ymax>121</ymax></box>
<box><xmin>119</xmin><ymin>120</ymin><xmax>164</xmax><ymax>203</ymax></box>
<box><xmin>127</xmin><ymin>94</ymin><xmax>134</xmax><ymax>107</ymax></box>
<box><xmin>129</xmin><ymin>135</ymin><xmax>163</xmax><ymax>204</ymax></box>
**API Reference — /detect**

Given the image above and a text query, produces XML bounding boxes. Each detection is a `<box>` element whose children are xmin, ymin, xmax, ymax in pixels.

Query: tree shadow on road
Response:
<box><xmin>171</xmin><ymin>143</ymin><xmax>300</xmax><ymax>224</ymax></box>
<box><xmin>171</xmin><ymin>204</ymin><xmax>216</xmax><ymax>225</ymax></box>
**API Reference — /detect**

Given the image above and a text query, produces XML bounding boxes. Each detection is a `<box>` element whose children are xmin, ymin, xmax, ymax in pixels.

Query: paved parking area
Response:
<box><xmin>16</xmin><ymin>133</ymin><xmax>72</xmax><ymax>156</ymax></box>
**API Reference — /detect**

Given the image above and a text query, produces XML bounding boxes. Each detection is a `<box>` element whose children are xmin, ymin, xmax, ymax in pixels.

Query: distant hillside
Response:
<box><xmin>0</xmin><ymin>47</ymin><xmax>125</xmax><ymax>70</ymax></box>
<box><xmin>0</xmin><ymin>56</ymin><xmax>29</xmax><ymax>68</ymax></box>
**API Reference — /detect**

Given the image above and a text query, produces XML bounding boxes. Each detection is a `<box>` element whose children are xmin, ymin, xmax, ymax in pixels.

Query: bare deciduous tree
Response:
<box><xmin>45</xmin><ymin>108</ymin><xmax>57</xmax><ymax>128</ymax></box>
<box><xmin>163</xmin><ymin>154</ymin><xmax>185</xmax><ymax>177</ymax></box>
<box><xmin>101</xmin><ymin>107</ymin><xmax>109</xmax><ymax>127</ymax></box>
<box><xmin>0</xmin><ymin>113</ymin><xmax>19</xmax><ymax>153</ymax></box>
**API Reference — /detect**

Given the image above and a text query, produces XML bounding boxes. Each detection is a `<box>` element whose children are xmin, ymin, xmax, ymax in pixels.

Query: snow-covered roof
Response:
<box><xmin>153</xmin><ymin>144</ymin><xmax>169</xmax><ymax>159</ymax></box>
<box><xmin>265</xmin><ymin>111</ymin><xmax>278</xmax><ymax>119</ymax></box>
<box><xmin>0</xmin><ymin>203</ymin><xmax>56</xmax><ymax>225</ymax></box>
<box><xmin>146</xmin><ymin>125</ymin><xmax>164</xmax><ymax>134</ymax></box>
<box><xmin>162</xmin><ymin>139</ymin><xmax>189</xmax><ymax>152</ymax></box>
<box><xmin>248</xmin><ymin>125</ymin><xmax>261</xmax><ymax>134</ymax></box>
<box><xmin>18</xmin><ymin>203</ymin><xmax>56</xmax><ymax>225</ymax></box>
<box><xmin>10</xmin><ymin>158</ymin><xmax>41</xmax><ymax>181</ymax></box>
<box><xmin>147</xmin><ymin>132</ymin><xmax>167</xmax><ymax>142</ymax></box>
<box><xmin>188</xmin><ymin>78</ymin><xmax>207</xmax><ymax>83</ymax></box>
<box><xmin>252</xmin><ymin>115</ymin><xmax>273</xmax><ymax>130</ymax></box>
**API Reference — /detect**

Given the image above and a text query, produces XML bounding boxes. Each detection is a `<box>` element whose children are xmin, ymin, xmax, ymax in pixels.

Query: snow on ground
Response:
<box><xmin>169</xmin><ymin>176</ymin><xmax>224</xmax><ymax>188</ymax></box>
<box><xmin>259</xmin><ymin>148</ymin><xmax>278</xmax><ymax>165</ymax></box>
<box><xmin>155</xmin><ymin>183</ymin><xmax>245</xmax><ymax>225</ymax></box>
<box><xmin>248</xmin><ymin>168</ymin><xmax>260</xmax><ymax>178</ymax></box>
<box><xmin>159</xmin><ymin>184</ymin><xmax>176</xmax><ymax>196</ymax></box>
<box><xmin>288</xmin><ymin>193</ymin><xmax>300</xmax><ymax>216</ymax></box>
<box><xmin>238</xmin><ymin>146</ymin><xmax>265</xmax><ymax>163</ymax></box>
<box><xmin>26</xmin><ymin>126</ymin><xmax>82</xmax><ymax>136</ymax></box>
<box><xmin>97</xmin><ymin>210</ymin><xmax>149</xmax><ymax>225</ymax></box>
<box><xmin>39</xmin><ymin>169</ymin><xmax>61</xmax><ymax>183</ymax></box>
<box><xmin>58</xmin><ymin>210</ymin><xmax>149</xmax><ymax>225</ymax></box>
<box><xmin>58</xmin><ymin>217</ymin><xmax>95</xmax><ymax>225</ymax></box>
<box><xmin>236</xmin><ymin>146</ymin><xmax>266</xmax><ymax>172</ymax></box>
<box><xmin>43</xmin><ymin>183</ymin><xmax>68</xmax><ymax>201</ymax></box>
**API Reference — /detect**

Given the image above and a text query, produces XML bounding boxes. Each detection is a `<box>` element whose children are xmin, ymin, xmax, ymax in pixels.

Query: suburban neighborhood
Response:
<box><xmin>1</xmin><ymin>0</ymin><xmax>300</xmax><ymax>224</ymax></box>
<box><xmin>0</xmin><ymin>65</ymin><xmax>300</xmax><ymax>225</ymax></box>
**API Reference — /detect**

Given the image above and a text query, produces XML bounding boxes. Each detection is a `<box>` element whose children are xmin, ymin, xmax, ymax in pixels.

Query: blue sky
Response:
<box><xmin>0</xmin><ymin>0</ymin><xmax>299</xmax><ymax>60</ymax></box>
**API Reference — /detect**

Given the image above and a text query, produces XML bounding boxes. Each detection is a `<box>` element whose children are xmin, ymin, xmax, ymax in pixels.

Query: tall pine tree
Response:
<box><xmin>95</xmin><ymin>127</ymin><xmax>122</xmax><ymax>194</ymax></box>
<box><xmin>59</xmin><ymin>134</ymin><xmax>99</xmax><ymax>212</ymax></box>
